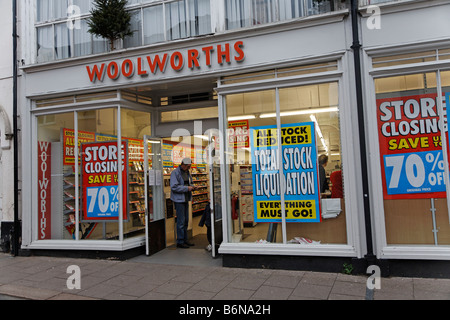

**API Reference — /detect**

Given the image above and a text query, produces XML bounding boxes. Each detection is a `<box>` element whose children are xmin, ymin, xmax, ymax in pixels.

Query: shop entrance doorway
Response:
<box><xmin>157</xmin><ymin>131</ymin><xmax>222</xmax><ymax>257</ymax></box>
<box><xmin>141</xmin><ymin>131</ymin><xmax>222</xmax><ymax>263</ymax></box>
<box><xmin>124</xmin><ymin>77</ymin><xmax>221</xmax><ymax>262</ymax></box>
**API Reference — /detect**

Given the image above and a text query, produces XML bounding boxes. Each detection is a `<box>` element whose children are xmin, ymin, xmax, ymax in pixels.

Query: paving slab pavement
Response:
<box><xmin>0</xmin><ymin>250</ymin><xmax>449</xmax><ymax>302</ymax></box>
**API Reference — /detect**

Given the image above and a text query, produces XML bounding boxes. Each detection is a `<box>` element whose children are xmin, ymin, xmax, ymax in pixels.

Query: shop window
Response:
<box><xmin>225</xmin><ymin>81</ymin><xmax>345</xmax><ymax>245</ymax></box>
<box><xmin>35</xmin><ymin>108</ymin><xmax>152</xmax><ymax>242</ymax></box>
<box><xmin>225</xmin><ymin>89</ymin><xmax>280</xmax><ymax>243</ymax></box>
<box><xmin>375</xmin><ymin>73</ymin><xmax>436</xmax><ymax>94</ymax></box>
<box><xmin>121</xmin><ymin>91</ymin><xmax>153</xmax><ymax>105</ymax></box>
<box><xmin>222</xmin><ymin>70</ymin><xmax>276</xmax><ymax>85</ymax></box>
<box><xmin>221</xmin><ymin>61</ymin><xmax>338</xmax><ymax>86</ymax></box>
<box><xmin>160</xmin><ymin>106</ymin><xmax>218</xmax><ymax>122</ymax></box>
<box><xmin>375</xmin><ymin>72</ymin><xmax>450</xmax><ymax>245</ymax></box>
<box><xmin>372</xmin><ymin>51</ymin><xmax>436</xmax><ymax>69</ymax></box>
<box><xmin>439</xmin><ymin>49</ymin><xmax>450</xmax><ymax>61</ymax></box>
<box><xmin>76</xmin><ymin>109</ymin><xmax>122</xmax><ymax>240</ymax></box>
<box><xmin>120</xmin><ymin>109</ymin><xmax>152</xmax><ymax>239</ymax></box>
<box><xmin>277</xmin><ymin>62</ymin><xmax>338</xmax><ymax>78</ymax></box>
<box><xmin>37</xmin><ymin>112</ymin><xmax>75</xmax><ymax>240</ymax></box>
<box><xmin>280</xmin><ymin>82</ymin><xmax>346</xmax><ymax>244</ymax></box>
<box><xmin>226</xmin><ymin>82</ymin><xmax>347</xmax><ymax>244</ymax></box>
<box><xmin>372</xmin><ymin>48</ymin><xmax>450</xmax><ymax>69</ymax></box>
<box><xmin>35</xmin><ymin>91</ymin><xmax>118</xmax><ymax>108</ymax></box>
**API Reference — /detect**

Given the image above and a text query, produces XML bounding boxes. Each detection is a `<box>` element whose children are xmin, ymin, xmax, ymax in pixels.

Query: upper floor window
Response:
<box><xmin>35</xmin><ymin>0</ymin><xmax>212</xmax><ymax>63</ymax></box>
<box><xmin>34</xmin><ymin>0</ymin><xmax>345</xmax><ymax>63</ymax></box>
<box><xmin>37</xmin><ymin>0</ymin><xmax>91</xmax><ymax>22</ymax></box>
<box><xmin>224</xmin><ymin>0</ymin><xmax>344</xmax><ymax>30</ymax></box>
<box><xmin>359</xmin><ymin>0</ymin><xmax>417</xmax><ymax>5</ymax></box>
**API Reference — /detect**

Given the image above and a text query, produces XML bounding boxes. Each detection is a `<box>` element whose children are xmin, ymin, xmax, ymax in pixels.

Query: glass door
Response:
<box><xmin>208</xmin><ymin>130</ymin><xmax>223</xmax><ymax>257</ymax></box>
<box><xmin>143</xmin><ymin>136</ymin><xmax>165</xmax><ymax>255</ymax></box>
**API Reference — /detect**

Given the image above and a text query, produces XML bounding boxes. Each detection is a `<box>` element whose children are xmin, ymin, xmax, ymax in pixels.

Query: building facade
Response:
<box><xmin>0</xmin><ymin>0</ymin><xmax>15</xmax><ymax>252</ymax></box>
<box><xmin>2</xmin><ymin>0</ymin><xmax>450</xmax><ymax>276</ymax></box>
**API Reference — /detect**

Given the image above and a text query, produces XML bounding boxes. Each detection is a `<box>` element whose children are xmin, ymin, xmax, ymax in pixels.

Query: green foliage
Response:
<box><xmin>342</xmin><ymin>263</ymin><xmax>354</xmax><ymax>275</ymax></box>
<box><xmin>87</xmin><ymin>0</ymin><xmax>133</xmax><ymax>51</ymax></box>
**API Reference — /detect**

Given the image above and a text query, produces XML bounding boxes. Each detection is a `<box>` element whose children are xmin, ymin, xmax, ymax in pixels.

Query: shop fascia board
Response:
<box><xmin>218</xmin><ymin>243</ymin><xmax>358</xmax><ymax>257</ymax></box>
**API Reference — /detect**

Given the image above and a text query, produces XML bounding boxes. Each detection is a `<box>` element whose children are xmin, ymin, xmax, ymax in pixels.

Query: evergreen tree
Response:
<box><xmin>87</xmin><ymin>0</ymin><xmax>133</xmax><ymax>51</ymax></box>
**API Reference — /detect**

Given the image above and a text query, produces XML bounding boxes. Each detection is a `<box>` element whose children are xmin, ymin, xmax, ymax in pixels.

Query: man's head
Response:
<box><xmin>319</xmin><ymin>154</ymin><xmax>328</xmax><ymax>167</ymax></box>
<box><xmin>180</xmin><ymin>157</ymin><xmax>192</xmax><ymax>171</ymax></box>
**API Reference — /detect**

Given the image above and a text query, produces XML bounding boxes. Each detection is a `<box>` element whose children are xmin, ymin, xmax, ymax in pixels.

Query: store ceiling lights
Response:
<box><xmin>227</xmin><ymin>107</ymin><xmax>338</xmax><ymax>121</ymax></box>
<box><xmin>310</xmin><ymin>115</ymin><xmax>329</xmax><ymax>154</ymax></box>
<box><xmin>227</xmin><ymin>115</ymin><xmax>256</xmax><ymax>121</ymax></box>
<box><xmin>259</xmin><ymin>107</ymin><xmax>338</xmax><ymax>119</ymax></box>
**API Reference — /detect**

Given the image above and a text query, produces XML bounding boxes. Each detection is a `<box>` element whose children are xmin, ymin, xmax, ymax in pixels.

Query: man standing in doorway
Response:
<box><xmin>170</xmin><ymin>158</ymin><xmax>196</xmax><ymax>248</ymax></box>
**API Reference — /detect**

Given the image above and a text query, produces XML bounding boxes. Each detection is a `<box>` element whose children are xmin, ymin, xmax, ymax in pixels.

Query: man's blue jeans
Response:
<box><xmin>174</xmin><ymin>202</ymin><xmax>189</xmax><ymax>244</ymax></box>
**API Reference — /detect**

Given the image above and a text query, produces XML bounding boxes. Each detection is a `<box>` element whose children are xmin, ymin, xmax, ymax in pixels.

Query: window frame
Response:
<box><xmin>215</xmin><ymin>57</ymin><xmax>364</xmax><ymax>258</ymax></box>
<box><xmin>365</xmin><ymin>43</ymin><xmax>450</xmax><ymax>260</ymax></box>
<box><xmin>24</xmin><ymin>91</ymin><xmax>153</xmax><ymax>251</ymax></box>
<box><xmin>34</xmin><ymin>0</ymin><xmax>213</xmax><ymax>62</ymax></box>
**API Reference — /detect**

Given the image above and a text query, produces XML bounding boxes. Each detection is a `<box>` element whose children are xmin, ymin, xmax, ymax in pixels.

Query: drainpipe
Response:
<box><xmin>12</xmin><ymin>0</ymin><xmax>20</xmax><ymax>256</ymax></box>
<box><xmin>349</xmin><ymin>0</ymin><xmax>376</xmax><ymax>264</ymax></box>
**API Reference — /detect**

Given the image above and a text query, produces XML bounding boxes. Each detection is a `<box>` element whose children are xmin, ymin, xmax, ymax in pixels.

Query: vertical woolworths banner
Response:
<box><xmin>250</xmin><ymin>122</ymin><xmax>321</xmax><ymax>223</ymax></box>
<box><xmin>38</xmin><ymin>141</ymin><xmax>51</xmax><ymax>239</ymax></box>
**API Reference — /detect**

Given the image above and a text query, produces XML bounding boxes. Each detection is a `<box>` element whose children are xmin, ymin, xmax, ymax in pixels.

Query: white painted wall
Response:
<box><xmin>0</xmin><ymin>0</ymin><xmax>15</xmax><ymax>226</ymax></box>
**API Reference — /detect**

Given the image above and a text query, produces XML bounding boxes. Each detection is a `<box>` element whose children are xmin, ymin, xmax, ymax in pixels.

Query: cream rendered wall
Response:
<box><xmin>0</xmin><ymin>0</ymin><xmax>15</xmax><ymax>230</ymax></box>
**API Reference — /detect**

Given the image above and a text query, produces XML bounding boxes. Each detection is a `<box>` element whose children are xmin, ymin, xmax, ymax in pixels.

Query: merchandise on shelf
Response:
<box><xmin>192</xmin><ymin>170</ymin><xmax>210</xmax><ymax>215</ymax></box>
<box><xmin>128</xmin><ymin>160</ymin><xmax>148</xmax><ymax>226</ymax></box>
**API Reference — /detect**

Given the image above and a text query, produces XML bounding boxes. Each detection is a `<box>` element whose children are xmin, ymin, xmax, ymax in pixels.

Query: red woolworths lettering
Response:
<box><xmin>38</xmin><ymin>141</ymin><xmax>52</xmax><ymax>240</ymax></box>
<box><xmin>85</xmin><ymin>41</ymin><xmax>245</xmax><ymax>82</ymax></box>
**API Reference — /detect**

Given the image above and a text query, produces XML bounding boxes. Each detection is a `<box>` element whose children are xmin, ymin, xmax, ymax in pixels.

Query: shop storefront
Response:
<box><xmin>20</xmin><ymin>0</ymin><xmax>367</xmax><ymax>268</ymax></box>
<box><xmin>14</xmin><ymin>0</ymin><xmax>450</xmax><ymax>275</ymax></box>
<box><xmin>360</xmin><ymin>0</ymin><xmax>450</xmax><ymax>273</ymax></box>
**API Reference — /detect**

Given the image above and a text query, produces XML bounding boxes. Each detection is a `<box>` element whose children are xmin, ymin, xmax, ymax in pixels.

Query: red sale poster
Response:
<box><xmin>228</xmin><ymin>120</ymin><xmax>249</xmax><ymax>148</ymax></box>
<box><xmin>377</xmin><ymin>93</ymin><xmax>449</xmax><ymax>199</ymax></box>
<box><xmin>81</xmin><ymin>141</ymin><xmax>128</xmax><ymax>221</ymax></box>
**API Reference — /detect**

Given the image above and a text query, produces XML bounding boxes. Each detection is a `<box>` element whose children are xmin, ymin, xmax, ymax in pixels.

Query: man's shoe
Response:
<box><xmin>177</xmin><ymin>243</ymin><xmax>189</xmax><ymax>248</ymax></box>
<box><xmin>184</xmin><ymin>241</ymin><xmax>195</xmax><ymax>246</ymax></box>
